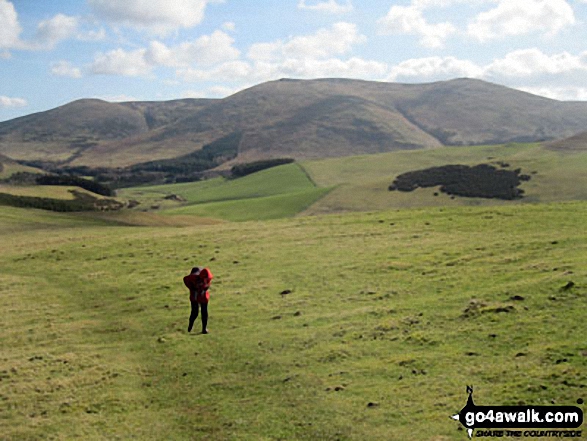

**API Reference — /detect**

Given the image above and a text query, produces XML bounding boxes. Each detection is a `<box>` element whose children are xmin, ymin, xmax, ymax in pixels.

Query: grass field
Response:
<box><xmin>0</xmin><ymin>160</ymin><xmax>43</xmax><ymax>179</ymax></box>
<box><xmin>302</xmin><ymin>143</ymin><xmax>587</xmax><ymax>214</ymax></box>
<box><xmin>116</xmin><ymin>144</ymin><xmax>587</xmax><ymax>222</ymax></box>
<box><xmin>0</xmin><ymin>185</ymin><xmax>112</xmax><ymax>201</ymax></box>
<box><xmin>118</xmin><ymin>163</ymin><xmax>333</xmax><ymax>221</ymax></box>
<box><xmin>1</xmin><ymin>201</ymin><xmax>585</xmax><ymax>440</ymax></box>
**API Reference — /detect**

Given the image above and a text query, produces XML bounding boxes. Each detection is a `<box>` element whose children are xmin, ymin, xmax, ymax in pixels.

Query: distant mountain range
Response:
<box><xmin>1</xmin><ymin>78</ymin><xmax>586</xmax><ymax>168</ymax></box>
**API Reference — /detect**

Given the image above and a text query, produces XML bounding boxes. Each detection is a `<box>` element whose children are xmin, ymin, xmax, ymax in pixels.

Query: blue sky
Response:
<box><xmin>1</xmin><ymin>0</ymin><xmax>587</xmax><ymax>122</ymax></box>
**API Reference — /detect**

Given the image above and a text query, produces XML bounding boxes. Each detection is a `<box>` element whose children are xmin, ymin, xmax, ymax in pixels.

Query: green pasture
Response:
<box><xmin>302</xmin><ymin>143</ymin><xmax>587</xmax><ymax>214</ymax></box>
<box><xmin>0</xmin><ymin>185</ymin><xmax>110</xmax><ymax>201</ymax></box>
<box><xmin>116</xmin><ymin>144</ymin><xmax>587</xmax><ymax>222</ymax></box>
<box><xmin>118</xmin><ymin>163</ymin><xmax>332</xmax><ymax>221</ymax></box>
<box><xmin>0</xmin><ymin>160</ymin><xmax>43</xmax><ymax>179</ymax></box>
<box><xmin>1</xmin><ymin>202</ymin><xmax>585</xmax><ymax>440</ymax></box>
<box><xmin>164</xmin><ymin>187</ymin><xmax>331</xmax><ymax>221</ymax></box>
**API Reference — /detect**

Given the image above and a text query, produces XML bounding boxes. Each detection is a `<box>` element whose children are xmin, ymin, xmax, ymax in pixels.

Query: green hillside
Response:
<box><xmin>117</xmin><ymin>143</ymin><xmax>587</xmax><ymax>222</ymax></box>
<box><xmin>0</xmin><ymin>154</ymin><xmax>44</xmax><ymax>179</ymax></box>
<box><xmin>1</xmin><ymin>202</ymin><xmax>585</xmax><ymax>440</ymax></box>
<box><xmin>165</xmin><ymin>188</ymin><xmax>331</xmax><ymax>221</ymax></box>
<box><xmin>301</xmin><ymin>143</ymin><xmax>587</xmax><ymax>214</ymax></box>
<box><xmin>119</xmin><ymin>163</ymin><xmax>333</xmax><ymax>220</ymax></box>
<box><xmin>4</xmin><ymin>78</ymin><xmax>587</xmax><ymax>168</ymax></box>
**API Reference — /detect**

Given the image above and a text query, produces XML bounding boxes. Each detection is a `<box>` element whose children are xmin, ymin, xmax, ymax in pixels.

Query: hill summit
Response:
<box><xmin>1</xmin><ymin>78</ymin><xmax>587</xmax><ymax>168</ymax></box>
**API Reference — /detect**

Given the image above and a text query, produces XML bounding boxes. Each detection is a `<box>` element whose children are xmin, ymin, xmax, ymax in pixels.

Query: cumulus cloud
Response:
<box><xmin>177</xmin><ymin>61</ymin><xmax>253</xmax><ymax>82</ymax></box>
<box><xmin>485</xmin><ymin>48</ymin><xmax>587</xmax><ymax>77</ymax></box>
<box><xmin>51</xmin><ymin>60</ymin><xmax>82</xmax><ymax>78</ymax></box>
<box><xmin>298</xmin><ymin>0</ymin><xmax>353</xmax><ymax>14</ymax></box>
<box><xmin>88</xmin><ymin>0</ymin><xmax>220</xmax><ymax>36</ymax></box>
<box><xmin>93</xmin><ymin>94</ymin><xmax>139</xmax><ymax>102</ymax></box>
<box><xmin>248</xmin><ymin>22</ymin><xmax>365</xmax><ymax>61</ymax></box>
<box><xmin>90</xmin><ymin>48</ymin><xmax>151</xmax><ymax>76</ymax></box>
<box><xmin>174</xmin><ymin>22</ymin><xmax>384</xmax><ymax>86</ymax></box>
<box><xmin>77</xmin><ymin>27</ymin><xmax>107</xmax><ymax>42</ymax></box>
<box><xmin>0</xmin><ymin>0</ymin><xmax>21</xmax><ymax>50</ymax></box>
<box><xmin>467</xmin><ymin>0</ymin><xmax>576</xmax><ymax>42</ymax></box>
<box><xmin>518</xmin><ymin>86</ymin><xmax>587</xmax><ymax>101</ymax></box>
<box><xmin>182</xmin><ymin>85</ymin><xmax>237</xmax><ymax>99</ymax></box>
<box><xmin>0</xmin><ymin>2</ymin><xmax>79</xmax><ymax>52</ymax></box>
<box><xmin>388</xmin><ymin>56</ymin><xmax>484</xmax><ymax>82</ymax></box>
<box><xmin>377</xmin><ymin>3</ymin><xmax>456</xmax><ymax>48</ymax></box>
<box><xmin>385</xmin><ymin>48</ymin><xmax>587</xmax><ymax>102</ymax></box>
<box><xmin>178</xmin><ymin>56</ymin><xmax>388</xmax><ymax>85</ymax></box>
<box><xmin>145</xmin><ymin>30</ymin><xmax>239</xmax><ymax>67</ymax></box>
<box><xmin>32</xmin><ymin>14</ymin><xmax>79</xmax><ymax>50</ymax></box>
<box><xmin>0</xmin><ymin>95</ymin><xmax>26</xmax><ymax>108</ymax></box>
<box><xmin>90</xmin><ymin>28</ymin><xmax>240</xmax><ymax>76</ymax></box>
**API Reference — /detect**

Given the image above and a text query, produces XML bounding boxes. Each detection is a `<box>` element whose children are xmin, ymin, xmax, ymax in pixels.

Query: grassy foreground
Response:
<box><xmin>0</xmin><ymin>202</ymin><xmax>585</xmax><ymax>440</ymax></box>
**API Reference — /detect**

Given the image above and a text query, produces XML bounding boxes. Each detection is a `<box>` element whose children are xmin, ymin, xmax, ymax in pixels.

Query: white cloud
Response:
<box><xmin>33</xmin><ymin>14</ymin><xmax>79</xmax><ymax>50</ymax></box>
<box><xmin>0</xmin><ymin>3</ymin><xmax>78</xmax><ymax>52</ymax></box>
<box><xmin>277</xmin><ymin>57</ymin><xmax>388</xmax><ymax>79</ymax></box>
<box><xmin>145</xmin><ymin>30</ymin><xmax>240</xmax><ymax>67</ymax></box>
<box><xmin>179</xmin><ymin>56</ymin><xmax>388</xmax><ymax>84</ymax></box>
<box><xmin>182</xmin><ymin>85</ymin><xmax>237</xmax><ymax>98</ymax></box>
<box><xmin>88</xmin><ymin>0</ymin><xmax>219</xmax><ymax>36</ymax></box>
<box><xmin>77</xmin><ymin>27</ymin><xmax>107</xmax><ymax>42</ymax></box>
<box><xmin>377</xmin><ymin>3</ymin><xmax>456</xmax><ymax>48</ymax></box>
<box><xmin>93</xmin><ymin>94</ymin><xmax>139</xmax><ymax>102</ymax></box>
<box><xmin>0</xmin><ymin>95</ymin><xmax>26</xmax><ymax>108</ymax></box>
<box><xmin>178</xmin><ymin>60</ymin><xmax>253</xmax><ymax>82</ymax></box>
<box><xmin>298</xmin><ymin>0</ymin><xmax>353</xmax><ymax>14</ymax></box>
<box><xmin>412</xmin><ymin>0</ymin><xmax>487</xmax><ymax>7</ymax></box>
<box><xmin>51</xmin><ymin>60</ymin><xmax>82</xmax><ymax>78</ymax></box>
<box><xmin>0</xmin><ymin>0</ymin><xmax>21</xmax><ymax>49</ymax></box>
<box><xmin>486</xmin><ymin>48</ymin><xmax>587</xmax><ymax>77</ymax></box>
<box><xmin>388</xmin><ymin>56</ymin><xmax>484</xmax><ymax>81</ymax></box>
<box><xmin>384</xmin><ymin>48</ymin><xmax>587</xmax><ymax>101</ymax></box>
<box><xmin>467</xmin><ymin>0</ymin><xmax>576</xmax><ymax>42</ymax></box>
<box><xmin>518</xmin><ymin>86</ymin><xmax>587</xmax><ymax>101</ymax></box>
<box><xmin>90</xmin><ymin>48</ymin><xmax>151</xmax><ymax>76</ymax></box>
<box><xmin>248</xmin><ymin>22</ymin><xmax>365</xmax><ymax>61</ymax></box>
<box><xmin>176</xmin><ymin>22</ymin><xmax>382</xmax><ymax>86</ymax></box>
<box><xmin>90</xmin><ymin>28</ymin><xmax>239</xmax><ymax>76</ymax></box>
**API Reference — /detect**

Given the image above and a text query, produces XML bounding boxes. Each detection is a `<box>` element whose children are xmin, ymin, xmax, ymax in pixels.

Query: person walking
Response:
<box><xmin>183</xmin><ymin>266</ymin><xmax>213</xmax><ymax>334</ymax></box>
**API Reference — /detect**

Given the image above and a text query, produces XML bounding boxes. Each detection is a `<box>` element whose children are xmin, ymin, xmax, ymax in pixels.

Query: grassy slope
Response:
<box><xmin>119</xmin><ymin>163</ymin><xmax>333</xmax><ymax>221</ymax></box>
<box><xmin>0</xmin><ymin>185</ymin><xmax>111</xmax><ymax>200</ymax></box>
<box><xmin>301</xmin><ymin>143</ymin><xmax>587</xmax><ymax>214</ymax></box>
<box><xmin>0</xmin><ymin>158</ymin><xmax>44</xmax><ymax>179</ymax></box>
<box><xmin>118</xmin><ymin>143</ymin><xmax>587</xmax><ymax>222</ymax></box>
<box><xmin>1</xmin><ymin>202</ymin><xmax>585</xmax><ymax>440</ymax></box>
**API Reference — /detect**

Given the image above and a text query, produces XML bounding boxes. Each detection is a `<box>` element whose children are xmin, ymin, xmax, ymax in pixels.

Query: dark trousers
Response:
<box><xmin>188</xmin><ymin>301</ymin><xmax>208</xmax><ymax>333</ymax></box>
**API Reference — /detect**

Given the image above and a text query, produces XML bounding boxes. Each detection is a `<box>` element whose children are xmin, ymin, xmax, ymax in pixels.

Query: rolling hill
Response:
<box><xmin>2</xmin><ymin>78</ymin><xmax>587</xmax><ymax>168</ymax></box>
<box><xmin>0</xmin><ymin>153</ymin><xmax>44</xmax><ymax>178</ymax></box>
<box><xmin>545</xmin><ymin>130</ymin><xmax>587</xmax><ymax>152</ymax></box>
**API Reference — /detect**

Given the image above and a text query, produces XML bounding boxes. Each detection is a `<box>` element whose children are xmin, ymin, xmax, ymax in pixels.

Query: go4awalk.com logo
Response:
<box><xmin>451</xmin><ymin>386</ymin><xmax>584</xmax><ymax>439</ymax></box>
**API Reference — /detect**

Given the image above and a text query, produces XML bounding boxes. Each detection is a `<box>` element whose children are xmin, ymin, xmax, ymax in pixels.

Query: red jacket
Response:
<box><xmin>183</xmin><ymin>268</ymin><xmax>213</xmax><ymax>303</ymax></box>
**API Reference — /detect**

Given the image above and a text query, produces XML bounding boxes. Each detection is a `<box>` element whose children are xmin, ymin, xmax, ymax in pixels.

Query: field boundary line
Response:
<box><xmin>296</xmin><ymin>162</ymin><xmax>318</xmax><ymax>188</ymax></box>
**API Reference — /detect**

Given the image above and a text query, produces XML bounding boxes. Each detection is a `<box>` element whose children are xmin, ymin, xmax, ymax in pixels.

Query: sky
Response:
<box><xmin>1</xmin><ymin>0</ymin><xmax>587</xmax><ymax>122</ymax></box>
